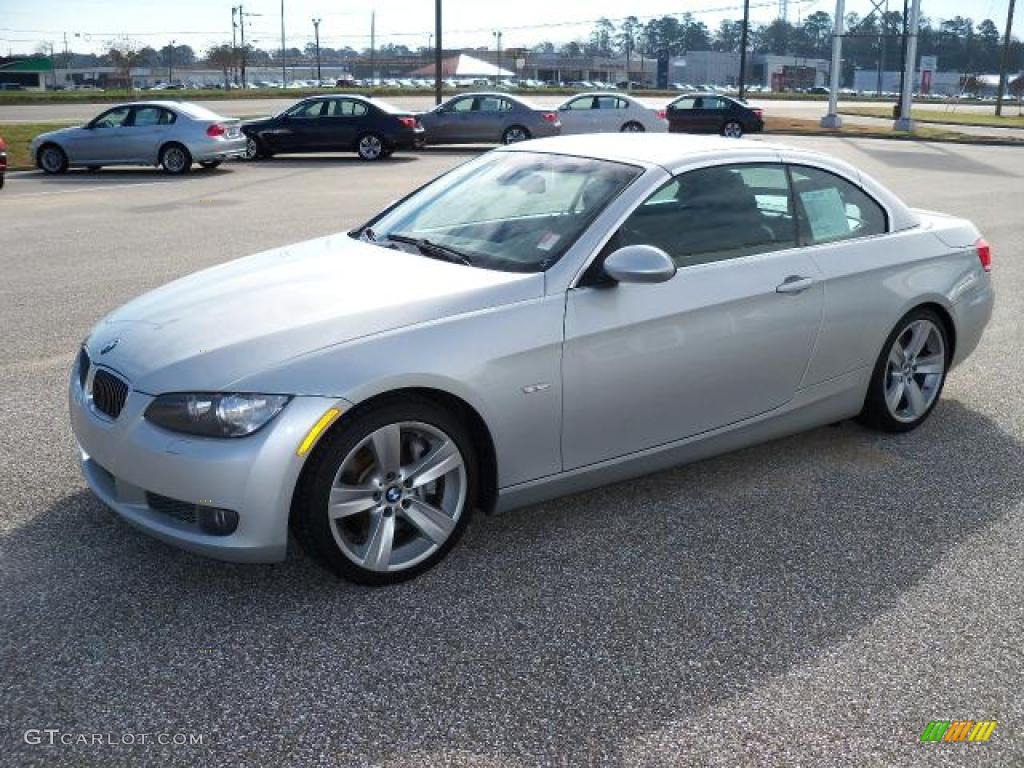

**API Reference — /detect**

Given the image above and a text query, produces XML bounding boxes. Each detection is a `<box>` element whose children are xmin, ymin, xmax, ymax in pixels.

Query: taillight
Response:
<box><xmin>656</xmin><ymin>110</ymin><xmax>667</xmax><ymax>120</ymax></box>
<box><xmin>976</xmin><ymin>237</ymin><xmax>992</xmax><ymax>272</ymax></box>
<box><xmin>206</xmin><ymin>123</ymin><xmax>226</xmax><ymax>138</ymax></box>
<box><xmin>752</xmin><ymin>108</ymin><xmax>764</xmax><ymax>119</ymax></box>
<box><xmin>398</xmin><ymin>116</ymin><xmax>417</xmax><ymax>129</ymax></box>
<box><xmin>542</xmin><ymin>112</ymin><xmax>557</xmax><ymax>123</ymax></box>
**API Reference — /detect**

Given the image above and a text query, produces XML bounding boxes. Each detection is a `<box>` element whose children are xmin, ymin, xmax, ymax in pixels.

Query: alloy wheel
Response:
<box><xmin>722</xmin><ymin>121</ymin><xmax>743</xmax><ymax>138</ymax></box>
<box><xmin>621</xmin><ymin>122</ymin><xmax>645</xmax><ymax>132</ymax></box>
<box><xmin>163</xmin><ymin>146</ymin><xmax>188</xmax><ymax>173</ymax></box>
<box><xmin>503</xmin><ymin>127</ymin><xmax>529</xmax><ymax>144</ymax></box>
<box><xmin>883</xmin><ymin>318</ymin><xmax>946</xmax><ymax>423</ymax></box>
<box><xmin>40</xmin><ymin>147</ymin><xmax>65</xmax><ymax>173</ymax></box>
<box><xmin>359</xmin><ymin>134</ymin><xmax>383</xmax><ymax>160</ymax></box>
<box><xmin>327</xmin><ymin>421</ymin><xmax>467</xmax><ymax>573</ymax></box>
<box><xmin>244</xmin><ymin>137</ymin><xmax>259</xmax><ymax>160</ymax></box>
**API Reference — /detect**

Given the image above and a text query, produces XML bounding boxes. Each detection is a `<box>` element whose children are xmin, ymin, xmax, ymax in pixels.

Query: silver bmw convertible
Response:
<box><xmin>70</xmin><ymin>135</ymin><xmax>994</xmax><ymax>584</ymax></box>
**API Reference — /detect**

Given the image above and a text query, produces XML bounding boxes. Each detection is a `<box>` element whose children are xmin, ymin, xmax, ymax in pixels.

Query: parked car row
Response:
<box><xmin>25</xmin><ymin>91</ymin><xmax>764</xmax><ymax>174</ymax></box>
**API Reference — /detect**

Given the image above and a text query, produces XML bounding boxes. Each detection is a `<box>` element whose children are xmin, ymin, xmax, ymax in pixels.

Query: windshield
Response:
<box><xmin>357</xmin><ymin>151</ymin><xmax>641</xmax><ymax>272</ymax></box>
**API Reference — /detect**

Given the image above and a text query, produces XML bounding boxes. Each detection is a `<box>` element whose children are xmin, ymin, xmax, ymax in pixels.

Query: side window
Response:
<box><xmin>608</xmin><ymin>164</ymin><xmax>798</xmax><ymax>268</ymax></box>
<box><xmin>132</xmin><ymin>107</ymin><xmax>174</xmax><ymax>126</ymax></box>
<box><xmin>565</xmin><ymin>97</ymin><xmax>593</xmax><ymax>110</ymax></box>
<box><xmin>287</xmin><ymin>100</ymin><xmax>325</xmax><ymax>118</ymax></box>
<box><xmin>448</xmin><ymin>97</ymin><xmax>474</xmax><ymax>112</ymax></box>
<box><xmin>474</xmin><ymin>96</ymin><xmax>505</xmax><ymax>112</ymax></box>
<box><xmin>670</xmin><ymin>97</ymin><xmax>696</xmax><ymax>111</ymax></box>
<box><xmin>92</xmin><ymin>107</ymin><xmax>131</xmax><ymax>128</ymax></box>
<box><xmin>594</xmin><ymin>96</ymin><xmax>619</xmax><ymax>110</ymax></box>
<box><xmin>329</xmin><ymin>99</ymin><xmax>367</xmax><ymax>116</ymax></box>
<box><xmin>702</xmin><ymin>97</ymin><xmax>728</xmax><ymax>110</ymax></box>
<box><xmin>615</xmin><ymin>98</ymin><xmax>630</xmax><ymax>109</ymax></box>
<box><xmin>789</xmin><ymin>165</ymin><xmax>887</xmax><ymax>245</ymax></box>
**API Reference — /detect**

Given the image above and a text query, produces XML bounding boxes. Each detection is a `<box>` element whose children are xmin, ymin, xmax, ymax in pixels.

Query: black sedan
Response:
<box><xmin>665</xmin><ymin>93</ymin><xmax>764</xmax><ymax>138</ymax></box>
<box><xmin>242</xmin><ymin>95</ymin><xmax>424</xmax><ymax>161</ymax></box>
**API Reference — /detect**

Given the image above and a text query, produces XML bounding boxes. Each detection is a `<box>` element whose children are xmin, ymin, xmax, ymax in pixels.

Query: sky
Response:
<box><xmin>0</xmin><ymin>0</ymin><xmax>1019</xmax><ymax>57</ymax></box>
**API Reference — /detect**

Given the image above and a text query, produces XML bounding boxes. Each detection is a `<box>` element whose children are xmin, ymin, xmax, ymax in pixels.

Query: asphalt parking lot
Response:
<box><xmin>1</xmin><ymin>137</ymin><xmax>1022</xmax><ymax>767</ymax></box>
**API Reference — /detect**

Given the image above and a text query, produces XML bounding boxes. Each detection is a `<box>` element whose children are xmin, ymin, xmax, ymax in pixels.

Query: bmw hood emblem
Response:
<box><xmin>100</xmin><ymin>338</ymin><xmax>120</xmax><ymax>355</ymax></box>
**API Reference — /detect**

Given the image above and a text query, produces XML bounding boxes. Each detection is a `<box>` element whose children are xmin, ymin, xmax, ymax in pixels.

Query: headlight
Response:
<box><xmin>145</xmin><ymin>393</ymin><xmax>290</xmax><ymax>437</ymax></box>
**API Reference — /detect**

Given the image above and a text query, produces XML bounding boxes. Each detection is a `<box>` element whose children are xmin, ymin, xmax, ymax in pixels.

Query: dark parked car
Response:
<box><xmin>418</xmin><ymin>93</ymin><xmax>560</xmax><ymax>145</ymax></box>
<box><xmin>666</xmin><ymin>93</ymin><xmax>764</xmax><ymax>138</ymax></box>
<box><xmin>0</xmin><ymin>135</ymin><xmax>6</xmax><ymax>188</ymax></box>
<box><xmin>242</xmin><ymin>95</ymin><xmax>424</xmax><ymax>161</ymax></box>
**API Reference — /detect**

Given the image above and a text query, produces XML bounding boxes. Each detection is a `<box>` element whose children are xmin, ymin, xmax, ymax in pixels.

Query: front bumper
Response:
<box><xmin>69</xmin><ymin>364</ymin><xmax>349</xmax><ymax>563</ymax></box>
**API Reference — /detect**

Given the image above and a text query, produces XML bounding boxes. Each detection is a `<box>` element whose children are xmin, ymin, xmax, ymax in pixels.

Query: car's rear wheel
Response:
<box><xmin>199</xmin><ymin>160</ymin><xmax>222</xmax><ymax>169</ymax></box>
<box><xmin>292</xmin><ymin>398</ymin><xmax>477</xmax><ymax>585</ymax></box>
<box><xmin>38</xmin><ymin>144</ymin><xmax>68</xmax><ymax>174</ymax></box>
<box><xmin>620</xmin><ymin>121</ymin><xmax>645</xmax><ymax>132</ymax></box>
<box><xmin>159</xmin><ymin>143</ymin><xmax>192</xmax><ymax>175</ymax></box>
<box><xmin>858</xmin><ymin>308</ymin><xmax>949</xmax><ymax>433</ymax></box>
<box><xmin>721</xmin><ymin>120</ymin><xmax>744</xmax><ymax>138</ymax></box>
<box><xmin>502</xmin><ymin>125</ymin><xmax>531</xmax><ymax>144</ymax></box>
<box><xmin>357</xmin><ymin>133</ymin><xmax>385</xmax><ymax>161</ymax></box>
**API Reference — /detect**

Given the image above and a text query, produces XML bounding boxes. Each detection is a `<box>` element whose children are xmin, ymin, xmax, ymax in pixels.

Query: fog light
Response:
<box><xmin>197</xmin><ymin>506</ymin><xmax>239</xmax><ymax>536</ymax></box>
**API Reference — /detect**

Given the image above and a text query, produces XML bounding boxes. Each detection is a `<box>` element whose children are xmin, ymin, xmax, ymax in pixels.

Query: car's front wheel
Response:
<box><xmin>859</xmin><ymin>308</ymin><xmax>950</xmax><ymax>432</ymax></box>
<box><xmin>721</xmin><ymin>120</ymin><xmax>744</xmax><ymax>138</ymax></box>
<box><xmin>243</xmin><ymin>136</ymin><xmax>265</xmax><ymax>160</ymax></box>
<box><xmin>292</xmin><ymin>398</ymin><xmax>477</xmax><ymax>585</ymax></box>
<box><xmin>38</xmin><ymin>144</ymin><xmax>68</xmax><ymax>174</ymax></box>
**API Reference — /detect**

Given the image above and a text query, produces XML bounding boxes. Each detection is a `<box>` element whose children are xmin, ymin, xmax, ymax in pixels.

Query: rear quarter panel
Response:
<box><xmin>801</xmin><ymin>225</ymin><xmax>989</xmax><ymax>386</ymax></box>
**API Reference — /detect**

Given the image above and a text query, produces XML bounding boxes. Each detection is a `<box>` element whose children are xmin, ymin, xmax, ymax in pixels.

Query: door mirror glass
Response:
<box><xmin>603</xmin><ymin>245</ymin><xmax>676</xmax><ymax>284</ymax></box>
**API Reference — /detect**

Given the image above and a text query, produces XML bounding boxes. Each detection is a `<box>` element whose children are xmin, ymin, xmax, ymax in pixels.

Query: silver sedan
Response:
<box><xmin>32</xmin><ymin>101</ymin><xmax>246</xmax><ymax>175</ymax></box>
<box><xmin>418</xmin><ymin>92</ymin><xmax>561</xmax><ymax>145</ymax></box>
<box><xmin>69</xmin><ymin>135</ymin><xmax>993</xmax><ymax>584</ymax></box>
<box><xmin>556</xmin><ymin>92</ymin><xmax>668</xmax><ymax>134</ymax></box>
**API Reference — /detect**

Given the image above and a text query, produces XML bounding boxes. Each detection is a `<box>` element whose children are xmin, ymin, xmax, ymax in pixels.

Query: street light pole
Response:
<box><xmin>820</xmin><ymin>0</ymin><xmax>845</xmax><ymax>128</ymax></box>
<box><xmin>434</xmin><ymin>0</ymin><xmax>442</xmax><ymax>105</ymax></box>
<box><xmin>312</xmin><ymin>18</ymin><xmax>322</xmax><ymax>81</ymax></box>
<box><xmin>996</xmin><ymin>0</ymin><xmax>1017</xmax><ymax>116</ymax></box>
<box><xmin>168</xmin><ymin>39</ymin><xmax>175</xmax><ymax>84</ymax></box>
<box><xmin>493</xmin><ymin>30</ymin><xmax>502</xmax><ymax>87</ymax></box>
<box><xmin>280</xmin><ymin>0</ymin><xmax>287</xmax><ymax>86</ymax></box>
<box><xmin>231</xmin><ymin>7</ymin><xmax>238</xmax><ymax>85</ymax></box>
<box><xmin>738</xmin><ymin>0</ymin><xmax>750</xmax><ymax>99</ymax></box>
<box><xmin>894</xmin><ymin>0</ymin><xmax>921</xmax><ymax>131</ymax></box>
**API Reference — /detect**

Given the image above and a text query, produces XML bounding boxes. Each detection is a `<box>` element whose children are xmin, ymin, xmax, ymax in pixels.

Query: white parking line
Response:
<box><xmin>5</xmin><ymin>180</ymin><xmax>174</xmax><ymax>199</ymax></box>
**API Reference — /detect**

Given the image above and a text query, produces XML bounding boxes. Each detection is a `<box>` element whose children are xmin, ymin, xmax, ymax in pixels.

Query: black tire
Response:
<box><xmin>356</xmin><ymin>133</ymin><xmax>386</xmax><ymax>161</ymax></box>
<box><xmin>0</xmin><ymin>174</ymin><xmax>4</xmax><ymax>189</ymax></box>
<box><xmin>721</xmin><ymin>120</ymin><xmax>744</xmax><ymax>138</ymax></box>
<box><xmin>37</xmin><ymin>144</ymin><xmax>68</xmax><ymax>175</ymax></box>
<box><xmin>501</xmin><ymin>125</ymin><xmax>531</xmax><ymax>144</ymax></box>
<box><xmin>243</xmin><ymin>135</ymin><xmax>265</xmax><ymax>160</ymax></box>
<box><xmin>857</xmin><ymin>307</ymin><xmax>950</xmax><ymax>433</ymax></box>
<box><xmin>199</xmin><ymin>160</ymin><xmax>223</xmax><ymax>169</ymax></box>
<box><xmin>292</xmin><ymin>396</ymin><xmax>478</xmax><ymax>586</ymax></box>
<box><xmin>159</xmin><ymin>143</ymin><xmax>192</xmax><ymax>175</ymax></box>
<box><xmin>620</xmin><ymin>121</ymin><xmax>645</xmax><ymax>133</ymax></box>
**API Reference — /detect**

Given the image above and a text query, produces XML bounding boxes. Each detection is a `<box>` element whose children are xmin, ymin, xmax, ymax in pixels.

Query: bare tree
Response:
<box><xmin>106</xmin><ymin>37</ymin><xmax>142</xmax><ymax>91</ymax></box>
<box><xmin>206</xmin><ymin>44</ymin><xmax>235</xmax><ymax>90</ymax></box>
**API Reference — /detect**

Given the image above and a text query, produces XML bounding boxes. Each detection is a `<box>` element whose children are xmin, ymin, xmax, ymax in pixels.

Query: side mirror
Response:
<box><xmin>603</xmin><ymin>245</ymin><xmax>676</xmax><ymax>284</ymax></box>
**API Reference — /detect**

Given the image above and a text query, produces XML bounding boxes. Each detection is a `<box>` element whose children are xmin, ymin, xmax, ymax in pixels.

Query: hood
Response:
<box><xmin>34</xmin><ymin>126</ymin><xmax>84</xmax><ymax>144</ymax></box>
<box><xmin>87</xmin><ymin>234</ymin><xmax>543</xmax><ymax>394</ymax></box>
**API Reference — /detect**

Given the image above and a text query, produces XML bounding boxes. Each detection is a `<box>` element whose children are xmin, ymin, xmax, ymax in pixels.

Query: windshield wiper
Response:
<box><xmin>385</xmin><ymin>233</ymin><xmax>474</xmax><ymax>267</ymax></box>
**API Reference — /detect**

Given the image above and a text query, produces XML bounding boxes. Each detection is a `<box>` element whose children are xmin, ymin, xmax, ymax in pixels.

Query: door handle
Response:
<box><xmin>776</xmin><ymin>275</ymin><xmax>816</xmax><ymax>294</ymax></box>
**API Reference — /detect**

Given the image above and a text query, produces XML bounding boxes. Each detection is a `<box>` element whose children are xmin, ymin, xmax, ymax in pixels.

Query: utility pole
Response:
<box><xmin>895</xmin><ymin>0</ymin><xmax>908</xmax><ymax>115</ymax></box>
<box><xmin>434</xmin><ymin>0</ymin><xmax>442</xmax><ymax>104</ymax></box>
<box><xmin>239</xmin><ymin>4</ymin><xmax>248</xmax><ymax>88</ymax></box>
<box><xmin>894</xmin><ymin>0</ymin><xmax>920</xmax><ymax>131</ymax></box>
<box><xmin>312</xmin><ymin>18</ymin><xmax>322</xmax><ymax>81</ymax></box>
<box><xmin>231</xmin><ymin>7</ymin><xmax>238</xmax><ymax>85</ymax></box>
<box><xmin>493</xmin><ymin>30</ymin><xmax>502</xmax><ymax>86</ymax></box>
<box><xmin>738</xmin><ymin>0</ymin><xmax>750</xmax><ymax>99</ymax></box>
<box><xmin>280</xmin><ymin>0</ymin><xmax>287</xmax><ymax>86</ymax></box>
<box><xmin>996</xmin><ymin>0</ymin><xmax>1017</xmax><ymax>116</ymax></box>
<box><xmin>168</xmin><ymin>39</ymin><xmax>175</xmax><ymax>84</ymax></box>
<box><xmin>820</xmin><ymin>0</ymin><xmax>845</xmax><ymax>127</ymax></box>
<box><xmin>370</xmin><ymin>10</ymin><xmax>376</xmax><ymax>87</ymax></box>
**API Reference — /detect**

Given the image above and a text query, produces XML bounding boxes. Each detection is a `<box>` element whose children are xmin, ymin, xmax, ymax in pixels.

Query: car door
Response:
<box><xmin>467</xmin><ymin>95</ymin><xmax>509</xmax><ymax>142</ymax></box>
<box><xmin>666</xmin><ymin>96</ymin><xmax>697</xmax><ymax>133</ymax></box>
<box><xmin>697</xmin><ymin>96</ymin><xmax>730</xmax><ymax>132</ymax></box>
<box><xmin>269</xmin><ymin>99</ymin><xmax>326</xmax><ymax>151</ymax></box>
<box><xmin>591</xmin><ymin>95</ymin><xmax>623</xmax><ymax>132</ymax></box>
<box><xmin>314</xmin><ymin>98</ymin><xmax>366</xmax><ymax>149</ymax></box>
<box><xmin>561</xmin><ymin>161</ymin><xmax>824</xmax><ymax>469</ymax></box>
<box><xmin>70</xmin><ymin>106</ymin><xmax>133</xmax><ymax>163</ymax></box>
<box><xmin>557</xmin><ymin>96</ymin><xmax>595</xmax><ymax>134</ymax></box>
<box><xmin>123</xmin><ymin>105</ymin><xmax>175</xmax><ymax>162</ymax></box>
<box><xmin>422</xmin><ymin>96</ymin><xmax>474</xmax><ymax>143</ymax></box>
